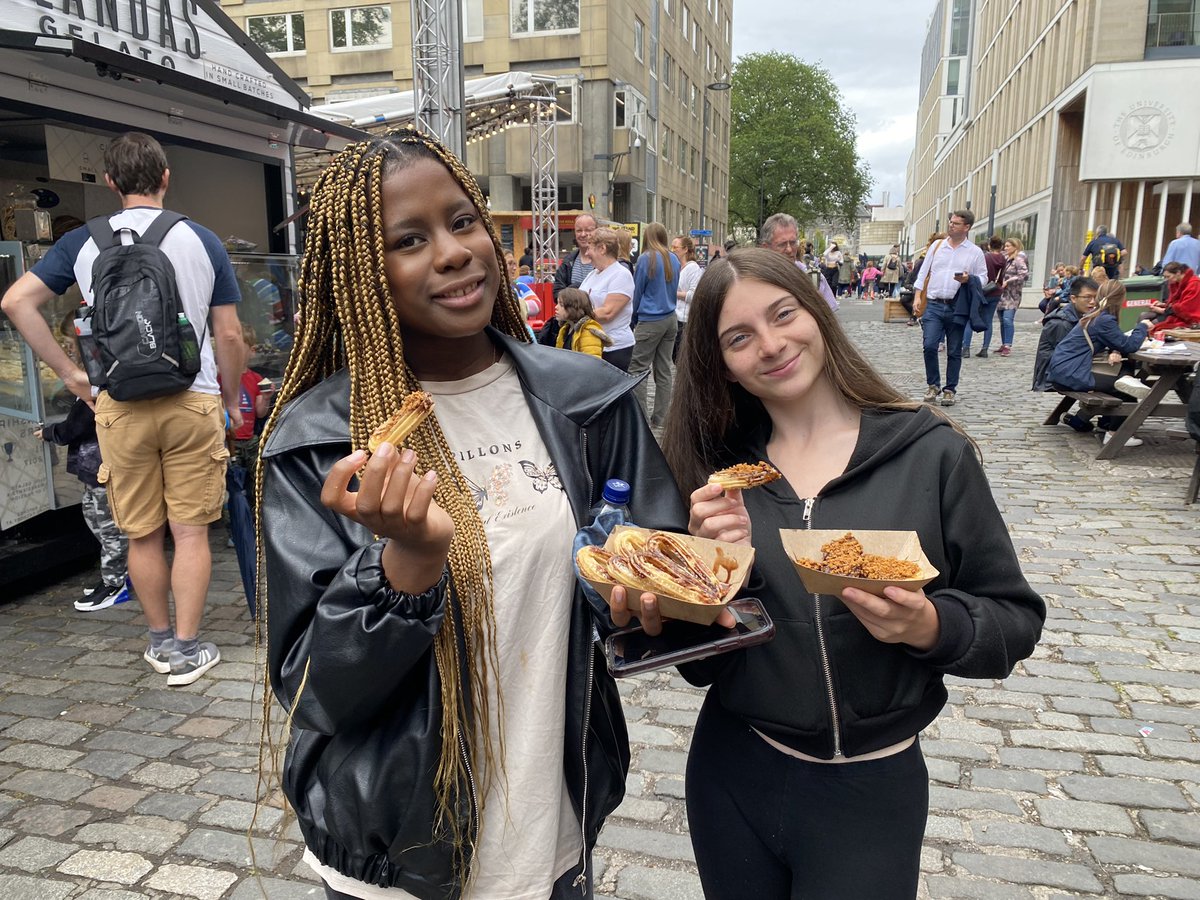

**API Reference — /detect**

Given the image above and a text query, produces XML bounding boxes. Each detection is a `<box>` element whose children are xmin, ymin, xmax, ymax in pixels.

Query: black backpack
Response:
<box><xmin>1099</xmin><ymin>243</ymin><xmax>1121</xmax><ymax>266</ymax></box>
<box><xmin>82</xmin><ymin>212</ymin><xmax>202</xmax><ymax>401</ymax></box>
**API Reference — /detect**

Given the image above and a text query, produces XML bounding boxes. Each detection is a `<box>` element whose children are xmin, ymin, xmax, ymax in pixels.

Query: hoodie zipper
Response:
<box><xmin>573</xmin><ymin>429</ymin><xmax>595</xmax><ymax>893</ymax></box>
<box><xmin>456</xmin><ymin>729</ymin><xmax>480</xmax><ymax>847</ymax></box>
<box><xmin>803</xmin><ymin>496</ymin><xmax>843</xmax><ymax>758</ymax></box>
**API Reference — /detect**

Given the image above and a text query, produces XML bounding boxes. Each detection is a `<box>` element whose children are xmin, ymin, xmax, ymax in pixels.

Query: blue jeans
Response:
<box><xmin>921</xmin><ymin>301</ymin><xmax>963</xmax><ymax>392</ymax></box>
<box><xmin>998</xmin><ymin>307</ymin><xmax>1016</xmax><ymax>347</ymax></box>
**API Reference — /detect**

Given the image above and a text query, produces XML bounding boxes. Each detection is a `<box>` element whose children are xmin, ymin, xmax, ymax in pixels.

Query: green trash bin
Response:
<box><xmin>1119</xmin><ymin>275</ymin><xmax>1166</xmax><ymax>331</ymax></box>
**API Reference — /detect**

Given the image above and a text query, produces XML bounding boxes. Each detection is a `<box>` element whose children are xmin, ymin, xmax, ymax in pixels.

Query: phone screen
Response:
<box><xmin>605</xmin><ymin>598</ymin><xmax>774</xmax><ymax>677</ymax></box>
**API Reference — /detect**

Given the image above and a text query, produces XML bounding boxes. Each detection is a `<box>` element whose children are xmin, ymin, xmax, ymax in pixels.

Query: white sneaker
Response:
<box><xmin>1102</xmin><ymin>431</ymin><xmax>1143</xmax><ymax>448</ymax></box>
<box><xmin>1114</xmin><ymin>375</ymin><xmax>1152</xmax><ymax>400</ymax></box>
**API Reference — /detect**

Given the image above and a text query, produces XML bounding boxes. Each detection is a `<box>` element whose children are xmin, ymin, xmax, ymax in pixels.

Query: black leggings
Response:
<box><xmin>686</xmin><ymin>693</ymin><xmax>928</xmax><ymax>900</ymax></box>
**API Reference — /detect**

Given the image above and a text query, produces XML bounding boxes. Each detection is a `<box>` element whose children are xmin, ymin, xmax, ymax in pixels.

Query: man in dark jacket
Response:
<box><xmin>551</xmin><ymin>213</ymin><xmax>597</xmax><ymax>299</ymax></box>
<box><xmin>1032</xmin><ymin>277</ymin><xmax>1097</xmax><ymax>393</ymax></box>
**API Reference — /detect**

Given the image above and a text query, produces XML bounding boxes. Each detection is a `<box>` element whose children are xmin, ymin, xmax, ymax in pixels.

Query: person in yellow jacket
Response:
<box><xmin>555</xmin><ymin>287</ymin><xmax>613</xmax><ymax>358</ymax></box>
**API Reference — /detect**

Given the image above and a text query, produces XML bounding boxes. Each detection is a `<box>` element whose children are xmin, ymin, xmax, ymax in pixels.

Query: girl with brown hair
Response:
<box><xmin>257</xmin><ymin>132</ymin><xmax>684</xmax><ymax>899</ymax></box>
<box><xmin>629</xmin><ymin>222</ymin><xmax>681</xmax><ymax>425</ymax></box>
<box><xmin>641</xmin><ymin>248</ymin><xmax>1044</xmax><ymax>899</ymax></box>
<box><xmin>553</xmin><ymin>287</ymin><xmax>612</xmax><ymax>357</ymax></box>
<box><xmin>1047</xmin><ymin>279</ymin><xmax>1152</xmax><ymax>445</ymax></box>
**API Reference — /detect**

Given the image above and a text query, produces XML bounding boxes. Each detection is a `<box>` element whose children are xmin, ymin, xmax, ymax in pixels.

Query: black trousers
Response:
<box><xmin>603</xmin><ymin>345</ymin><xmax>633</xmax><ymax>371</ymax></box>
<box><xmin>686</xmin><ymin>693</ymin><xmax>928</xmax><ymax>900</ymax></box>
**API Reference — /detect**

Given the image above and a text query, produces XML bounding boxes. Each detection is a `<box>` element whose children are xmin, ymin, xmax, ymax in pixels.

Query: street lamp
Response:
<box><xmin>757</xmin><ymin>158</ymin><xmax>777</xmax><ymax>235</ymax></box>
<box><xmin>697</xmin><ymin>80</ymin><xmax>732</xmax><ymax>249</ymax></box>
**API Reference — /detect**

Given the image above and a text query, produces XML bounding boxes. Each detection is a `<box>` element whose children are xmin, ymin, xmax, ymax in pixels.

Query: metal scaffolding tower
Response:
<box><xmin>410</xmin><ymin>0</ymin><xmax>465</xmax><ymax>157</ymax></box>
<box><xmin>530</xmin><ymin>97</ymin><xmax>560</xmax><ymax>283</ymax></box>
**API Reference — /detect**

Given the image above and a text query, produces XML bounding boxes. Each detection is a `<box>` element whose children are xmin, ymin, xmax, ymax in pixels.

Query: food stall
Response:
<box><xmin>0</xmin><ymin>0</ymin><xmax>362</xmax><ymax>587</ymax></box>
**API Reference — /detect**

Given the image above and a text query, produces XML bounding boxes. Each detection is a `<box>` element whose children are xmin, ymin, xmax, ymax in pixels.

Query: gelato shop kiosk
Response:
<box><xmin>0</xmin><ymin>0</ymin><xmax>361</xmax><ymax>586</ymax></box>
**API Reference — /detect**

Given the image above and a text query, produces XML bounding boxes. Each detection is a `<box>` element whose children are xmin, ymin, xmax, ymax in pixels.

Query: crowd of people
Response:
<box><xmin>14</xmin><ymin>127</ymin><xmax>1200</xmax><ymax>900</ymax></box>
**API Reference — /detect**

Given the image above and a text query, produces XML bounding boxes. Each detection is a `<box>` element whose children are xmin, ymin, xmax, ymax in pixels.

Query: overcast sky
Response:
<box><xmin>733</xmin><ymin>2</ymin><xmax>934</xmax><ymax>208</ymax></box>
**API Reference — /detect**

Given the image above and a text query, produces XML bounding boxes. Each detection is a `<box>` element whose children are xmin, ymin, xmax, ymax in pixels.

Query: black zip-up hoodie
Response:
<box><xmin>684</xmin><ymin>406</ymin><xmax>1044</xmax><ymax>759</ymax></box>
<box><xmin>260</xmin><ymin>330</ymin><xmax>686</xmax><ymax>898</ymax></box>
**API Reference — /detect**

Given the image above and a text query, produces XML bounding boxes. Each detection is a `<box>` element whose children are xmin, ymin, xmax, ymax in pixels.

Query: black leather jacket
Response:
<box><xmin>260</xmin><ymin>330</ymin><xmax>685</xmax><ymax>898</ymax></box>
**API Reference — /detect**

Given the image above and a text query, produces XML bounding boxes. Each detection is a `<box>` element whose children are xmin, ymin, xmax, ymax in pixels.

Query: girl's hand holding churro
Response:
<box><xmin>688</xmin><ymin>482</ymin><xmax>751</xmax><ymax>546</ymax></box>
<box><xmin>321</xmin><ymin>444</ymin><xmax>454</xmax><ymax>594</ymax></box>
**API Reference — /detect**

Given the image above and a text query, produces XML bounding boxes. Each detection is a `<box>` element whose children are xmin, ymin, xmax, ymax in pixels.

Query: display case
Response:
<box><xmin>229</xmin><ymin>252</ymin><xmax>300</xmax><ymax>382</ymax></box>
<box><xmin>0</xmin><ymin>240</ymin><xmax>81</xmax><ymax>533</ymax></box>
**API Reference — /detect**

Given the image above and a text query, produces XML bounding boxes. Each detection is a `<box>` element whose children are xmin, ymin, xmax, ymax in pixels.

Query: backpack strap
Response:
<box><xmin>138</xmin><ymin>210</ymin><xmax>188</xmax><ymax>248</ymax></box>
<box><xmin>86</xmin><ymin>215</ymin><xmax>119</xmax><ymax>251</ymax></box>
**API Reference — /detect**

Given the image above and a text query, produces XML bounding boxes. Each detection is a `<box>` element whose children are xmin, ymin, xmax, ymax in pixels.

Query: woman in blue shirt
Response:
<box><xmin>629</xmin><ymin>222</ymin><xmax>681</xmax><ymax>426</ymax></box>
<box><xmin>1047</xmin><ymin>280</ymin><xmax>1150</xmax><ymax>445</ymax></box>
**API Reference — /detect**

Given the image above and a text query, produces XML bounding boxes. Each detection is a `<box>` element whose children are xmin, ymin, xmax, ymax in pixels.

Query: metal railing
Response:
<box><xmin>1146</xmin><ymin>10</ymin><xmax>1200</xmax><ymax>49</ymax></box>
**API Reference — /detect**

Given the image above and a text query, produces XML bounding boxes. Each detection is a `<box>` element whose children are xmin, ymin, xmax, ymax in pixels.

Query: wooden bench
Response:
<box><xmin>1041</xmin><ymin>391</ymin><xmax>1122</xmax><ymax>426</ymax></box>
<box><xmin>883</xmin><ymin>298</ymin><xmax>909</xmax><ymax>323</ymax></box>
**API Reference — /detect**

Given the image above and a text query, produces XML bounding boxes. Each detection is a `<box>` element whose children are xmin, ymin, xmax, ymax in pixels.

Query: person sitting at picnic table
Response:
<box><xmin>1047</xmin><ymin>280</ymin><xmax>1151</xmax><ymax>447</ymax></box>
<box><xmin>1032</xmin><ymin>277</ymin><xmax>1097</xmax><ymax>396</ymax></box>
<box><xmin>1141</xmin><ymin>262</ymin><xmax>1200</xmax><ymax>336</ymax></box>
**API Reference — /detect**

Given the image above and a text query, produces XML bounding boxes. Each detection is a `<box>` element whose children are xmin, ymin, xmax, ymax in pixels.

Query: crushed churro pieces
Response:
<box><xmin>792</xmin><ymin>532</ymin><xmax>920</xmax><ymax>580</ymax></box>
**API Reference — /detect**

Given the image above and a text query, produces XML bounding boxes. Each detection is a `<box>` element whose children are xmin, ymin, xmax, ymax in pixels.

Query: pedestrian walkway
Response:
<box><xmin>0</xmin><ymin>305</ymin><xmax>1195</xmax><ymax>899</ymax></box>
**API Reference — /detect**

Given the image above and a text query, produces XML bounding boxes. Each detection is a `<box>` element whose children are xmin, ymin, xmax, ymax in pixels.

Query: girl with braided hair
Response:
<box><xmin>256</xmin><ymin>132</ymin><xmax>685</xmax><ymax>900</ymax></box>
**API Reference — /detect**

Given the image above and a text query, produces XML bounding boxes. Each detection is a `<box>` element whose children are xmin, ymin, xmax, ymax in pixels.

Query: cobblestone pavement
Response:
<box><xmin>0</xmin><ymin>302</ymin><xmax>1196</xmax><ymax>899</ymax></box>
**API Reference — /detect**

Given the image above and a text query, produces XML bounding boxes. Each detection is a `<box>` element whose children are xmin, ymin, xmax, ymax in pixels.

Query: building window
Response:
<box><xmin>948</xmin><ymin>0</ymin><xmax>970</xmax><ymax>56</ymax></box>
<box><xmin>248</xmin><ymin>13</ymin><xmax>305</xmax><ymax>55</ymax></box>
<box><xmin>691</xmin><ymin>82</ymin><xmax>699</xmax><ymax>116</ymax></box>
<box><xmin>946</xmin><ymin>58</ymin><xmax>960</xmax><ymax>95</ymax></box>
<box><xmin>554</xmin><ymin>78</ymin><xmax>578</xmax><ymax>122</ymax></box>
<box><xmin>663</xmin><ymin>0</ymin><xmax>673</xmax><ymax>17</ymax></box>
<box><xmin>511</xmin><ymin>0</ymin><xmax>579</xmax><ymax>34</ymax></box>
<box><xmin>663</xmin><ymin>53</ymin><xmax>673</xmax><ymax>90</ymax></box>
<box><xmin>634</xmin><ymin>18</ymin><xmax>645</xmax><ymax>61</ymax></box>
<box><xmin>1146</xmin><ymin>0</ymin><xmax>1200</xmax><ymax>49</ymax></box>
<box><xmin>614</xmin><ymin>86</ymin><xmax>647</xmax><ymax>135</ymax></box>
<box><xmin>692</xmin><ymin>20</ymin><xmax>699</xmax><ymax>52</ymax></box>
<box><xmin>463</xmin><ymin>0</ymin><xmax>483</xmax><ymax>41</ymax></box>
<box><xmin>330</xmin><ymin>6</ymin><xmax>390</xmax><ymax>50</ymax></box>
<box><xmin>691</xmin><ymin>146</ymin><xmax>698</xmax><ymax>177</ymax></box>
<box><xmin>682</xmin><ymin>4</ymin><xmax>689</xmax><ymax>38</ymax></box>
<box><xmin>650</xmin><ymin>32</ymin><xmax>658</xmax><ymax>76</ymax></box>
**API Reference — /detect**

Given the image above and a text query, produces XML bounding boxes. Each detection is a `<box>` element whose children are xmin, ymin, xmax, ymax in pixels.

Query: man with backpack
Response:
<box><xmin>1</xmin><ymin>132</ymin><xmax>243</xmax><ymax>686</ymax></box>
<box><xmin>1080</xmin><ymin>225</ymin><xmax>1125</xmax><ymax>280</ymax></box>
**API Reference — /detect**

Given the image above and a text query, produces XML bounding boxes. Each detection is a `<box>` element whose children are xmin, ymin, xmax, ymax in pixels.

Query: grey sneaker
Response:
<box><xmin>167</xmin><ymin>642</ymin><xmax>221</xmax><ymax>686</ymax></box>
<box><xmin>940</xmin><ymin>390</ymin><xmax>957</xmax><ymax>407</ymax></box>
<box><xmin>143</xmin><ymin>640</ymin><xmax>173</xmax><ymax>675</ymax></box>
<box><xmin>923</xmin><ymin>385</ymin><xmax>940</xmax><ymax>403</ymax></box>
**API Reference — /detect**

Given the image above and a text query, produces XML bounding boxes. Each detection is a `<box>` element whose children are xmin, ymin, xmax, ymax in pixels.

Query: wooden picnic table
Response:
<box><xmin>1043</xmin><ymin>343</ymin><xmax>1199</xmax><ymax>460</ymax></box>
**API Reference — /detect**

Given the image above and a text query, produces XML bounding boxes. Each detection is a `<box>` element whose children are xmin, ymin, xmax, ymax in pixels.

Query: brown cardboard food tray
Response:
<box><xmin>780</xmin><ymin>529</ymin><xmax>938</xmax><ymax>597</ymax></box>
<box><xmin>578</xmin><ymin>525</ymin><xmax>755</xmax><ymax>625</ymax></box>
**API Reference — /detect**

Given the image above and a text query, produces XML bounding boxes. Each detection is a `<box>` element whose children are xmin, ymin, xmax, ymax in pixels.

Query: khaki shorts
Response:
<box><xmin>94</xmin><ymin>390</ymin><xmax>229</xmax><ymax>539</ymax></box>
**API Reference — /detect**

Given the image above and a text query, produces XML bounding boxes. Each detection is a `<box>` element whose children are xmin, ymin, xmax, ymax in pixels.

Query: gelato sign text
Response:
<box><xmin>1112</xmin><ymin>100</ymin><xmax>1176</xmax><ymax>161</ymax></box>
<box><xmin>33</xmin><ymin>0</ymin><xmax>203</xmax><ymax>69</ymax></box>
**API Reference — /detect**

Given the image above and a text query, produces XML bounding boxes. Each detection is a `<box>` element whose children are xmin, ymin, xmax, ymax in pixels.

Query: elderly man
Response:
<box><xmin>1162</xmin><ymin>222</ymin><xmax>1200</xmax><ymax>273</ymax></box>
<box><xmin>911</xmin><ymin>209</ymin><xmax>987</xmax><ymax>407</ymax></box>
<box><xmin>759</xmin><ymin>213</ymin><xmax>838</xmax><ymax>310</ymax></box>
<box><xmin>552</xmin><ymin>213</ymin><xmax>597</xmax><ymax>298</ymax></box>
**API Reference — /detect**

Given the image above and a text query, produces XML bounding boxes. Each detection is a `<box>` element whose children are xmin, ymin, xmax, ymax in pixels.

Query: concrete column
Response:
<box><xmin>488</xmin><ymin>175</ymin><xmax>519</xmax><ymax>211</ymax></box>
<box><xmin>1184</xmin><ymin>179</ymin><xmax>1194</xmax><ymax>225</ymax></box>
<box><xmin>1087</xmin><ymin>182</ymin><xmax>1098</xmax><ymax>233</ymax></box>
<box><xmin>1111</xmin><ymin>182</ymin><xmax>1122</xmax><ymax>244</ymax></box>
<box><xmin>1154</xmin><ymin>181</ymin><xmax>1170</xmax><ymax>266</ymax></box>
<box><xmin>1131</xmin><ymin>181</ymin><xmax>1146</xmax><ymax>271</ymax></box>
<box><xmin>581</xmin><ymin>80</ymin><xmax>615</xmax><ymax>221</ymax></box>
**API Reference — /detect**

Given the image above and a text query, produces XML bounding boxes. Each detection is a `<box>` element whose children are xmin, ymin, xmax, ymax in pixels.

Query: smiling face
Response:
<box><xmin>716</xmin><ymin>277</ymin><xmax>828</xmax><ymax>404</ymax></box>
<box><xmin>573</xmin><ymin>214</ymin><xmax>597</xmax><ymax>250</ymax></box>
<box><xmin>380</xmin><ymin>157</ymin><xmax>501</xmax><ymax>347</ymax></box>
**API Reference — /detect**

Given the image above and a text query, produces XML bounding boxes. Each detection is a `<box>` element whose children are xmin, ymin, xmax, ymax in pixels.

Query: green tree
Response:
<box><xmin>729</xmin><ymin>52</ymin><xmax>871</xmax><ymax>234</ymax></box>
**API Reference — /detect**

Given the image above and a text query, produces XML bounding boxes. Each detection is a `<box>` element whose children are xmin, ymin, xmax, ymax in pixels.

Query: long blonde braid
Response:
<box><xmin>254</xmin><ymin>131</ymin><xmax>530</xmax><ymax>879</ymax></box>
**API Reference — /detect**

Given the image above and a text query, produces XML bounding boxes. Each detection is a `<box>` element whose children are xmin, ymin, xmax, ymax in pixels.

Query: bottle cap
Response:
<box><xmin>601</xmin><ymin>478</ymin><xmax>631</xmax><ymax>505</ymax></box>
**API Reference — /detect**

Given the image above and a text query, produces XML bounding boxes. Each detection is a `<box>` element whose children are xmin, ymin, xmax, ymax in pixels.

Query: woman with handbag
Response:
<box><xmin>994</xmin><ymin>238</ymin><xmax>1030</xmax><ymax>357</ymax></box>
<box><xmin>964</xmin><ymin>237</ymin><xmax>1007</xmax><ymax>357</ymax></box>
<box><xmin>1047</xmin><ymin>280</ymin><xmax>1150</xmax><ymax>446</ymax></box>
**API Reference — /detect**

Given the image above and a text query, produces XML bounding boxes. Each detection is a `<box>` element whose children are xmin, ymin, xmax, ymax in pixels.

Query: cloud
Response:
<box><xmin>733</xmin><ymin>1</ymin><xmax>932</xmax><ymax>207</ymax></box>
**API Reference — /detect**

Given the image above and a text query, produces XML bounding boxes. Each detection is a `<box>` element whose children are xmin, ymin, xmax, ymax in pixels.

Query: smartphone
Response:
<box><xmin>604</xmin><ymin>597</ymin><xmax>774</xmax><ymax>678</ymax></box>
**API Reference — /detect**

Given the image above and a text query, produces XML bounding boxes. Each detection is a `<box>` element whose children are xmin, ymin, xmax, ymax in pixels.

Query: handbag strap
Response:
<box><xmin>919</xmin><ymin>240</ymin><xmax>943</xmax><ymax>293</ymax></box>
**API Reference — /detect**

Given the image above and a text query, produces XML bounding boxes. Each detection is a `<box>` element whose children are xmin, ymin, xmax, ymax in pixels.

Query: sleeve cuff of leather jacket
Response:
<box><xmin>904</xmin><ymin>591</ymin><xmax>975</xmax><ymax>669</ymax></box>
<box><xmin>360</xmin><ymin>540</ymin><xmax>449</xmax><ymax>620</ymax></box>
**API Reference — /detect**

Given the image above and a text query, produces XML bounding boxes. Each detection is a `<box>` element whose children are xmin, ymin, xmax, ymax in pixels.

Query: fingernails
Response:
<box><xmin>423</xmin><ymin>470</ymin><xmax>437</xmax><ymax>483</ymax></box>
<box><xmin>375</xmin><ymin>443</ymin><xmax>393</xmax><ymax>459</ymax></box>
<box><xmin>348</xmin><ymin>450</ymin><xmax>366</xmax><ymax>464</ymax></box>
<box><xmin>401</xmin><ymin>448</ymin><xmax>416</xmax><ymax>464</ymax></box>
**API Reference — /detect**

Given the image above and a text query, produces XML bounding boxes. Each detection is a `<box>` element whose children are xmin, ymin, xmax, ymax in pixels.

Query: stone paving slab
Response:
<box><xmin>0</xmin><ymin>305</ymin><xmax>1194</xmax><ymax>898</ymax></box>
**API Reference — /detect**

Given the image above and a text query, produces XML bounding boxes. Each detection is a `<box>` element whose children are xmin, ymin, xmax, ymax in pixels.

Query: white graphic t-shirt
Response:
<box><xmin>306</xmin><ymin>355</ymin><xmax>581</xmax><ymax>899</ymax></box>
